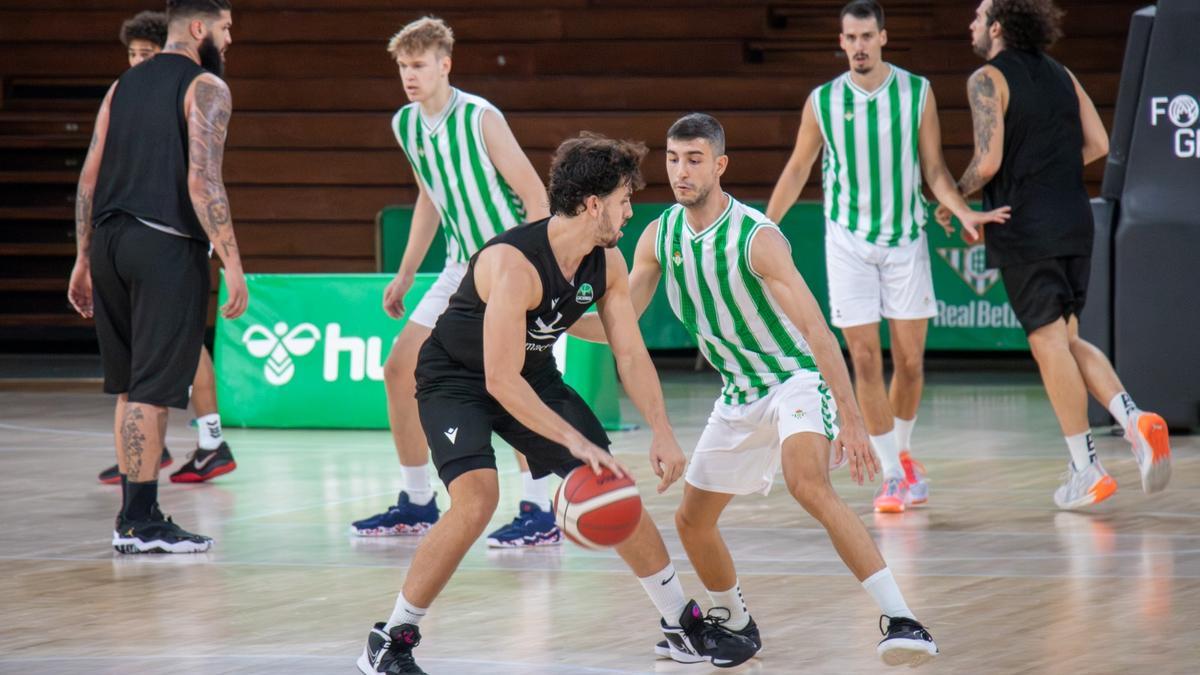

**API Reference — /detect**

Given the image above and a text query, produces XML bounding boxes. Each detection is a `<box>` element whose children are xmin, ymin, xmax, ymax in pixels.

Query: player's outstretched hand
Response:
<box><xmin>382</xmin><ymin>272</ymin><xmax>413</xmax><ymax>319</ymax></box>
<box><xmin>649</xmin><ymin>432</ymin><xmax>687</xmax><ymax>494</ymax></box>
<box><xmin>568</xmin><ymin>437</ymin><xmax>630</xmax><ymax>481</ymax></box>
<box><xmin>836</xmin><ymin>422</ymin><xmax>878</xmax><ymax>486</ymax></box>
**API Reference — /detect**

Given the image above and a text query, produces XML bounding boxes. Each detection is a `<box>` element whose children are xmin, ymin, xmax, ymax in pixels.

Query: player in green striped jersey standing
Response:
<box><xmin>767</xmin><ymin>1</ymin><xmax>1009</xmax><ymax>513</ymax></box>
<box><xmin>350</xmin><ymin>17</ymin><xmax>561</xmax><ymax>548</ymax></box>
<box><xmin>572</xmin><ymin>114</ymin><xmax>939</xmax><ymax>667</ymax></box>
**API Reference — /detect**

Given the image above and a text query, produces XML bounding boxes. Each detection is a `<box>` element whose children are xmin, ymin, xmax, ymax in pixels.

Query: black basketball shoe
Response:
<box><xmin>877</xmin><ymin>615</ymin><xmax>938</xmax><ymax>666</ymax></box>
<box><xmin>112</xmin><ymin>507</ymin><xmax>213</xmax><ymax>554</ymax></box>
<box><xmin>656</xmin><ymin>600</ymin><xmax>758</xmax><ymax>668</ymax></box>
<box><xmin>356</xmin><ymin>622</ymin><xmax>426</xmax><ymax>674</ymax></box>
<box><xmin>656</xmin><ymin>607</ymin><xmax>761</xmax><ymax>660</ymax></box>
<box><xmin>98</xmin><ymin>447</ymin><xmax>172</xmax><ymax>484</ymax></box>
<box><xmin>170</xmin><ymin>442</ymin><xmax>237</xmax><ymax>483</ymax></box>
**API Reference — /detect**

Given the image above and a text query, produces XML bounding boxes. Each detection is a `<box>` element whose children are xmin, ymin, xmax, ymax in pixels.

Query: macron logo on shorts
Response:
<box><xmin>444</xmin><ymin>427</ymin><xmax>458</xmax><ymax>444</ymax></box>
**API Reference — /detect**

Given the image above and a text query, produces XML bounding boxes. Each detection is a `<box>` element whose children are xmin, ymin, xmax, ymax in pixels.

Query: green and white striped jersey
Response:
<box><xmin>656</xmin><ymin>195</ymin><xmax>819</xmax><ymax>405</ymax></box>
<box><xmin>392</xmin><ymin>88</ymin><xmax>526</xmax><ymax>264</ymax></box>
<box><xmin>812</xmin><ymin>64</ymin><xmax>930</xmax><ymax>247</ymax></box>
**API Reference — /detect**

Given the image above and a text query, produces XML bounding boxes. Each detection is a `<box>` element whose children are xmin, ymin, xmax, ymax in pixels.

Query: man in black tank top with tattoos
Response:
<box><xmin>67</xmin><ymin>0</ymin><xmax>248</xmax><ymax>554</ymax></box>
<box><xmin>356</xmin><ymin>135</ymin><xmax>757</xmax><ymax>674</ymax></box>
<box><xmin>939</xmin><ymin>0</ymin><xmax>1172</xmax><ymax>511</ymax></box>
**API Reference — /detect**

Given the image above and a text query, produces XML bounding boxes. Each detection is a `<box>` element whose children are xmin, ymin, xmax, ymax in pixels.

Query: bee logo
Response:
<box><xmin>242</xmin><ymin>322</ymin><xmax>321</xmax><ymax>385</ymax></box>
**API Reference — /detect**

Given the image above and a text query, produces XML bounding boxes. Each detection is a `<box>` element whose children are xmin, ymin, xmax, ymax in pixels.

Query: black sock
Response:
<box><xmin>118</xmin><ymin>474</ymin><xmax>128</xmax><ymax>521</ymax></box>
<box><xmin>122</xmin><ymin>480</ymin><xmax>158</xmax><ymax>522</ymax></box>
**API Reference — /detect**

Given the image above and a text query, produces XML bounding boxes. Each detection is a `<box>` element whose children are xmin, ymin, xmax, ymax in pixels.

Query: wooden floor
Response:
<box><xmin>1</xmin><ymin>370</ymin><xmax>1197</xmax><ymax>674</ymax></box>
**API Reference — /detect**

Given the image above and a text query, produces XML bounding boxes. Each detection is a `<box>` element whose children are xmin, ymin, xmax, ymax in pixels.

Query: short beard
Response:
<box><xmin>198</xmin><ymin>34</ymin><xmax>224</xmax><ymax>77</ymax></box>
<box><xmin>972</xmin><ymin>32</ymin><xmax>992</xmax><ymax>59</ymax></box>
<box><xmin>676</xmin><ymin>184</ymin><xmax>712</xmax><ymax>208</ymax></box>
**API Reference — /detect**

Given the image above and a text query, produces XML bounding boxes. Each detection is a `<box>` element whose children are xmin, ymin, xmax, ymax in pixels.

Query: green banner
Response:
<box><xmin>215</xmin><ymin>273</ymin><xmax>435</xmax><ymax>428</ymax></box>
<box><xmin>379</xmin><ymin>203</ymin><xmax>1026</xmax><ymax>351</ymax></box>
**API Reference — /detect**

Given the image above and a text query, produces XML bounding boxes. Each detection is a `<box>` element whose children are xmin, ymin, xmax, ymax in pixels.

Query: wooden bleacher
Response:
<box><xmin>0</xmin><ymin>0</ymin><xmax>1144</xmax><ymax>343</ymax></box>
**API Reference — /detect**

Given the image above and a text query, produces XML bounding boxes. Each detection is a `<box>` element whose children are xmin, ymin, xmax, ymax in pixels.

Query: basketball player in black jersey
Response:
<box><xmin>356</xmin><ymin>134</ymin><xmax>757</xmax><ymax>674</ymax></box>
<box><xmin>94</xmin><ymin>7</ymin><xmax>239</xmax><ymax>487</ymax></box>
<box><xmin>68</xmin><ymin>0</ymin><xmax>246</xmax><ymax>553</ymax></box>
<box><xmin>938</xmin><ymin>0</ymin><xmax>1172</xmax><ymax>509</ymax></box>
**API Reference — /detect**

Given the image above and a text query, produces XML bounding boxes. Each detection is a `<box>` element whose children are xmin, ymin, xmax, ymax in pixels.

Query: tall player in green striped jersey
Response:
<box><xmin>351</xmin><ymin>17</ymin><xmax>559</xmax><ymax>547</ymax></box>
<box><xmin>767</xmin><ymin>1</ymin><xmax>1010</xmax><ymax>513</ymax></box>
<box><xmin>572</xmin><ymin>114</ymin><xmax>939</xmax><ymax>667</ymax></box>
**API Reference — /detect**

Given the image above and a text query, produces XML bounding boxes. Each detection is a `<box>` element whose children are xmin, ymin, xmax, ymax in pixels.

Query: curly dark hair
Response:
<box><xmin>988</xmin><ymin>0</ymin><xmax>1064</xmax><ymax>52</ymax></box>
<box><xmin>548</xmin><ymin>133</ymin><xmax>648</xmax><ymax>217</ymax></box>
<box><xmin>119</xmin><ymin>10</ymin><xmax>168</xmax><ymax>48</ymax></box>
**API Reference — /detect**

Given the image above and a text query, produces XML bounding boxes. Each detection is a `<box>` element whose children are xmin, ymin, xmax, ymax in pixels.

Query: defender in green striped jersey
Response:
<box><xmin>351</xmin><ymin>17</ymin><xmax>557</xmax><ymax>548</ymax></box>
<box><xmin>572</xmin><ymin>113</ymin><xmax>937</xmax><ymax>667</ymax></box>
<box><xmin>767</xmin><ymin>1</ymin><xmax>1009</xmax><ymax>516</ymax></box>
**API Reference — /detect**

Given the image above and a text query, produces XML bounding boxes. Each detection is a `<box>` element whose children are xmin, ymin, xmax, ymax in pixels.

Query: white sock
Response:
<box><xmin>707</xmin><ymin>581</ymin><xmax>750</xmax><ymax>631</ymax></box>
<box><xmin>385</xmin><ymin>592</ymin><xmax>427</xmax><ymax>630</ymax></box>
<box><xmin>862</xmin><ymin>567</ymin><xmax>915</xmax><ymax>620</ymax></box>
<box><xmin>521</xmin><ymin>471</ymin><xmax>551</xmax><ymax>512</ymax></box>
<box><xmin>196</xmin><ymin>413</ymin><xmax>223</xmax><ymax>450</ymax></box>
<box><xmin>893</xmin><ymin>416</ymin><xmax>916</xmax><ymax>453</ymax></box>
<box><xmin>401</xmin><ymin>464</ymin><xmax>434</xmax><ymax>505</ymax></box>
<box><xmin>1107</xmin><ymin>392</ymin><xmax>1138</xmax><ymax>432</ymax></box>
<box><xmin>638</xmin><ymin>563</ymin><xmax>689</xmax><ymax>625</ymax></box>
<box><xmin>870</xmin><ymin>431</ymin><xmax>902</xmax><ymax>479</ymax></box>
<box><xmin>1066</xmin><ymin>431</ymin><xmax>1097</xmax><ymax>472</ymax></box>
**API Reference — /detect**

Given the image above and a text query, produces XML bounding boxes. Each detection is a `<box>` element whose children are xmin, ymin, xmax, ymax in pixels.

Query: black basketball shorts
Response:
<box><xmin>999</xmin><ymin>255</ymin><xmax>1091</xmax><ymax>335</ymax></box>
<box><xmin>416</xmin><ymin>372</ymin><xmax>611</xmax><ymax>487</ymax></box>
<box><xmin>90</xmin><ymin>214</ymin><xmax>210</xmax><ymax>409</ymax></box>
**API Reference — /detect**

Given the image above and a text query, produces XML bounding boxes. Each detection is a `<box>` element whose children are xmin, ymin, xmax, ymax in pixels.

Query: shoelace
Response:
<box><xmin>879</xmin><ymin>615</ymin><xmax>926</xmax><ymax>638</ymax></box>
<box><xmin>904</xmin><ymin>456</ymin><xmax>927</xmax><ymax>478</ymax></box>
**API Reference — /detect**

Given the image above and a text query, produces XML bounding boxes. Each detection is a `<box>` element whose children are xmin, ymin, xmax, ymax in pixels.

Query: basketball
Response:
<box><xmin>553</xmin><ymin>466</ymin><xmax>643</xmax><ymax>549</ymax></box>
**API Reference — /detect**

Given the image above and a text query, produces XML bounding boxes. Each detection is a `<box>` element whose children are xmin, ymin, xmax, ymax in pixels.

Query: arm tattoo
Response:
<box><xmin>188</xmin><ymin>78</ymin><xmax>240</xmax><ymax>263</ymax></box>
<box><xmin>74</xmin><ymin>129</ymin><xmax>100</xmax><ymax>256</ymax></box>
<box><xmin>957</xmin><ymin>71</ymin><xmax>1000</xmax><ymax>196</ymax></box>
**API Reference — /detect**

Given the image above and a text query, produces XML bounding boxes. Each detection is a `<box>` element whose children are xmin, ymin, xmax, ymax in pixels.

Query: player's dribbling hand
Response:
<box><xmin>67</xmin><ymin>261</ymin><xmax>93</xmax><ymax>318</ymax></box>
<box><xmin>836</xmin><ymin>422</ymin><xmax>878</xmax><ymax>486</ymax></box>
<box><xmin>568</xmin><ymin>437</ymin><xmax>630</xmax><ymax>480</ymax></box>
<box><xmin>382</xmin><ymin>272</ymin><xmax>413</xmax><ymax>319</ymax></box>
<box><xmin>221</xmin><ymin>268</ymin><xmax>249</xmax><ymax>319</ymax></box>
<box><xmin>648</xmin><ymin>432</ymin><xmax>686</xmax><ymax>494</ymax></box>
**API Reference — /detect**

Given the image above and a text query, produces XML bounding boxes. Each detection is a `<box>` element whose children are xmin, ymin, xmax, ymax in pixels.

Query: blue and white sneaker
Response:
<box><xmin>486</xmin><ymin>500</ymin><xmax>562</xmax><ymax>548</ymax></box>
<box><xmin>350</xmin><ymin>492</ymin><xmax>439</xmax><ymax>537</ymax></box>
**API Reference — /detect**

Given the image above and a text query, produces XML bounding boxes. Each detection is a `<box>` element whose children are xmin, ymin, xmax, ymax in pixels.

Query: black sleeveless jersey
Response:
<box><xmin>93</xmin><ymin>53</ymin><xmax>210</xmax><ymax>241</ymax></box>
<box><xmin>983</xmin><ymin>49</ymin><xmax>1093</xmax><ymax>267</ymax></box>
<box><xmin>416</xmin><ymin>218</ymin><xmax>608</xmax><ymax>387</ymax></box>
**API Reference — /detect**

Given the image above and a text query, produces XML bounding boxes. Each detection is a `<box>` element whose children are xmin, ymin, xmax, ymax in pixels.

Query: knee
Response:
<box><xmin>892</xmin><ymin>351</ymin><xmax>924</xmax><ymax>382</ymax></box>
<box><xmin>1027</xmin><ymin>328</ymin><xmax>1070</xmax><ymax>362</ymax></box>
<box><xmin>674</xmin><ymin>507</ymin><xmax>714</xmax><ymax>537</ymax></box>
<box><xmin>787</xmin><ymin>474</ymin><xmax>835</xmax><ymax>514</ymax></box>
<box><xmin>848</xmin><ymin>346</ymin><xmax>884</xmax><ymax>381</ymax></box>
<box><xmin>452</xmin><ymin>493</ymin><xmax>499</xmax><ymax>532</ymax></box>
<box><xmin>384</xmin><ymin>346</ymin><xmax>417</xmax><ymax>384</ymax></box>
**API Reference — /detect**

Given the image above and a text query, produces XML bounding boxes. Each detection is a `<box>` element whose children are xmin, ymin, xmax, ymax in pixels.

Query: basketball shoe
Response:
<box><xmin>656</xmin><ymin>600</ymin><xmax>758</xmax><ymax>668</ymax></box>
<box><xmin>873</xmin><ymin>475</ymin><xmax>911</xmax><ymax>513</ymax></box>
<box><xmin>351</xmin><ymin>492</ymin><xmax>439</xmax><ymax>537</ymax></box>
<box><xmin>1053</xmin><ymin>459</ymin><xmax>1118</xmax><ymax>510</ymax></box>
<box><xmin>900</xmin><ymin>451</ymin><xmax>929</xmax><ymax>505</ymax></box>
<box><xmin>356</xmin><ymin>622</ymin><xmax>425</xmax><ymax>674</ymax></box>
<box><xmin>486</xmin><ymin>500</ymin><xmax>562</xmax><ymax>548</ymax></box>
<box><xmin>877</xmin><ymin>615</ymin><xmax>938</xmax><ymax>666</ymax></box>
<box><xmin>656</xmin><ymin>609</ymin><xmax>761</xmax><ymax>660</ymax></box>
<box><xmin>1126</xmin><ymin>411</ymin><xmax>1171</xmax><ymax>493</ymax></box>
<box><xmin>170</xmin><ymin>442</ymin><xmax>237</xmax><ymax>483</ymax></box>
<box><xmin>112</xmin><ymin>506</ymin><xmax>212</xmax><ymax>554</ymax></box>
<box><xmin>97</xmin><ymin>447</ymin><xmax>172</xmax><ymax>484</ymax></box>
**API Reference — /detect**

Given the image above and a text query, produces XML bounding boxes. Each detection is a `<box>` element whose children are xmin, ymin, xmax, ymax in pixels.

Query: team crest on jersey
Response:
<box><xmin>844</xmin><ymin>111</ymin><xmax>854</xmax><ymax>121</ymax></box>
<box><xmin>575</xmin><ymin>283</ymin><xmax>594</xmax><ymax>304</ymax></box>
<box><xmin>792</xmin><ymin>408</ymin><xmax>806</xmax><ymax>420</ymax></box>
<box><xmin>672</xmin><ymin>250</ymin><xmax>683</xmax><ymax>266</ymax></box>
<box><xmin>936</xmin><ymin>244</ymin><xmax>1000</xmax><ymax>297</ymax></box>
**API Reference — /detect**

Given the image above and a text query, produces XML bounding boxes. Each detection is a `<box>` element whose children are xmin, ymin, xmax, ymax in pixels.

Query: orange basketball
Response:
<box><xmin>553</xmin><ymin>466</ymin><xmax>643</xmax><ymax>549</ymax></box>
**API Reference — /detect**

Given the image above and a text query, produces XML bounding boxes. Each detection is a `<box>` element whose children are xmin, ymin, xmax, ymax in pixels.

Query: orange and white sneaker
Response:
<box><xmin>899</xmin><ymin>451</ymin><xmax>929</xmax><ymax>506</ymax></box>
<box><xmin>1127</xmin><ymin>411</ymin><xmax>1171</xmax><ymax>494</ymax></box>
<box><xmin>873</xmin><ymin>475</ymin><xmax>910</xmax><ymax>513</ymax></box>
<box><xmin>1053</xmin><ymin>460</ymin><xmax>1118</xmax><ymax>510</ymax></box>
